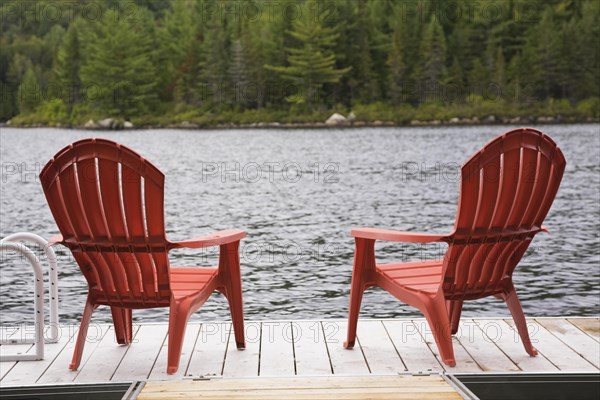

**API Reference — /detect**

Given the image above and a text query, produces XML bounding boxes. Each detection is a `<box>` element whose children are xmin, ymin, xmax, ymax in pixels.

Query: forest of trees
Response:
<box><xmin>1</xmin><ymin>0</ymin><xmax>599</xmax><ymax>126</ymax></box>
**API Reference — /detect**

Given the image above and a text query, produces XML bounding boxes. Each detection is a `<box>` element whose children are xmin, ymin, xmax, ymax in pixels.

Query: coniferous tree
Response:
<box><xmin>228</xmin><ymin>39</ymin><xmax>249</xmax><ymax>108</ymax></box>
<box><xmin>575</xmin><ymin>0</ymin><xmax>600</xmax><ymax>99</ymax></box>
<box><xmin>365</xmin><ymin>0</ymin><xmax>394</xmax><ymax>100</ymax></box>
<box><xmin>493</xmin><ymin>47</ymin><xmax>506</xmax><ymax>93</ymax></box>
<box><xmin>387</xmin><ymin>19</ymin><xmax>408</xmax><ymax>105</ymax></box>
<box><xmin>469</xmin><ymin>58</ymin><xmax>490</xmax><ymax>99</ymax></box>
<box><xmin>253</xmin><ymin>6</ymin><xmax>290</xmax><ymax>108</ymax></box>
<box><xmin>80</xmin><ymin>9</ymin><xmax>157</xmax><ymax>117</ymax></box>
<box><xmin>54</xmin><ymin>19</ymin><xmax>84</xmax><ymax>112</ymax></box>
<box><xmin>523</xmin><ymin>9</ymin><xmax>561</xmax><ymax>99</ymax></box>
<box><xmin>265</xmin><ymin>0</ymin><xmax>350</xmax><ymax>107</ymax></box>
<box><xmin>507</xmin><ymin>52</ymin><xmax>534</xmax><ymax>104</ymax></box>
<box><xmin>414</xmin><ymin>17</ymin><xmax>447</xmax><ymax>102</ymax></box>
<box><xmin>353</xmin><ymin>0</ymin><xmax>377</xmax><ymax>103</ymax></box>
<box><xmin>157</xmin><ymin>0</ymin><xmax>199</xmax><ymax>105</ymax></box>
<box><xmin>17</xmin><ymin>67</ymin><xmax>40</xmax><ymax>114</ymax></box>
<box><xmin>445</xmin><ymin>57</ymin><xmax>464</xmax><ymax>104</ymax></box>
<box><xmin>237</xmin><ymin>19</ymin><xmax>262</xmax><ymax>108</ymax></box>
<box><xmin>198</xmin><ymin>15</ymin><xmax>229</xmax><ymax>106</ymax></box>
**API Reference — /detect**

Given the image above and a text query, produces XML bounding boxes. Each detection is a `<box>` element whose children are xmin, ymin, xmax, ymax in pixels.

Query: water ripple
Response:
<box><xmin>0</xmin><ymin>124</ymin><xmax>598</xmax><ymax>323</ymax></box>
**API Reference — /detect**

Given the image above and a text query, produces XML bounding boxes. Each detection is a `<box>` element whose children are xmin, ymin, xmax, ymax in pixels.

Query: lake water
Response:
<box><xmin>1</xmin><ymin>125</ymin><xmax>599</xmax><ymax>323</ymax></box>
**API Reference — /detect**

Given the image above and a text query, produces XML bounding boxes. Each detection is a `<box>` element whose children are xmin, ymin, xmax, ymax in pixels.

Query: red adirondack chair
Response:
<box><xmin>344</xmin><ymin>128</ymin><xmax>566</xmax><ymax>366</ymax></box>
<box><xmin>40</xmin><ymin>138</ymin><xmax>246</xmax><ymax>374</ymax></box>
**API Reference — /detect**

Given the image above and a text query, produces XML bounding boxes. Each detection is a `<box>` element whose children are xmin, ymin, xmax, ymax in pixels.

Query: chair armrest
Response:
<box><xmin>351</xmin><ymin>227</ymin><xmax>449</xmax><ymax>243</ymax></box>
<box><xmin>169</xmin><ymin>229</ymin><xmax>246</xmax><ymax>249</ymax></box>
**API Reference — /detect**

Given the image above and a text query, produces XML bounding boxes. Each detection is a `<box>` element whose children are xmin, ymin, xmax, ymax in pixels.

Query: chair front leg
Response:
<box><xmin>424</xmin><ymin>298</ymin><xmax>456</xmax><ymax>367</ymax></box>
<box><xmin>344</xmin><ymin>237</ymin><xmax>376</xmax><ymax>349</ymax></box>
<box><xmin>219</xmin><ymin>241</ymin><xmax>245</xmax><ymax>349</ymax></box>
<box><xmin>70</xmin><ymin>294</ymin><xmax>98</xmax><ymax>370</ymax></box>
<box><xmin>167</xmin><ymin>299</ymin><xmax>191</xmax><ymax>374</ymax></box>
<box><xmin>500</xmin><ymin>283</ymin><xmax>537</xmax><ymax>356</ymax></box>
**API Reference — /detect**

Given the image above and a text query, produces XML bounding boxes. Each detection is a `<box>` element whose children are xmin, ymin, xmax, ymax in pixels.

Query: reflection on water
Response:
<box><xmin>1</xmin><ymin>125</ymin><xmax>598</xmax><ymax>323</ymax></box>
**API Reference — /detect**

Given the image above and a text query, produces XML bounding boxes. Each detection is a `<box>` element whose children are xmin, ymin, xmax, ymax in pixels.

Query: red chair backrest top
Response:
<box><xmin>442</xmin><ymin>128</ymin><xmax>566</xmax><ymax>300</ymax></box>
<box><xmin>40</xmin><ymin>138</ymin><xmax>172</xmax><ymax>307</ymax></box>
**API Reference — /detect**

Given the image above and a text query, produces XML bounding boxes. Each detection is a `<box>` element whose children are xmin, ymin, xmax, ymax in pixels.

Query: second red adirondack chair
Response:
<box><xmin>40</xmin><ymin>138</ymin><xmax>246</xmax><ymax>374</ymax></box>
<box><xmin>344</xmin><ymin>128</ymin><xmax>566</xmax><ymax>366</ymax></box>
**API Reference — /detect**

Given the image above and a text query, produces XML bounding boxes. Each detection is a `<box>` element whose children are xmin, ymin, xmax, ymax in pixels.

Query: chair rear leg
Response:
<box><xmin>448</xmin><ymin>300</ymin><xmax>463</xmax><ymax>335</ymax></box>
<box><xmin>501</xmin><ymin>285</ymin><xmax>537</xmax><ymax>356</ymax></box>
<box><xmin>424</xmin><ymin>299</ymin><xmax>455</xmax><ymax>367</ymax></box>
<box><xmin>111</xmin><ymin>307</ymin><xmax>133</xmax><ymax>345</ymax></box>
<box><xmin>69</xmin><ymin>296</ymin><xmax>97</xmax><ymax>370</ymax></box>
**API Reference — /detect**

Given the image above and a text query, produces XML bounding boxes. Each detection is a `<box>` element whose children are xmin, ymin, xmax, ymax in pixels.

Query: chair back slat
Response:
<box><xmin>76</xmin><ymin>157</ymin><xmax>111</xmax><ymax>240</ymax></box>
<box><xmin>121</xmin><ymin>164</ymin><xmax>146</xmax><ymax>239</ymax></box>
<box><xmin>144</xmin><ymin>177</ymin><xmax>165</xmax><ymax>241</ymax></box>
<box><xmin>443</xmin><ymin>128</ymin><xmax>566</xmax><ymax>299</ymax></box>
<box><xmin>97</xmin><ymin>158</ymin><xmax>128</xmax><ymax>240</ymax></box>
<box><xmin>60</xmin><ymin>164</ymin><xmax>93</xmax><ymax>240</ymax></box>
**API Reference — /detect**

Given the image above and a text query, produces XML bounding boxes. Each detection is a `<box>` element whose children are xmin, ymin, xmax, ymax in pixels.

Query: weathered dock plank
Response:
<box><xmin>567</xmin><ymin>317</ymin><xmax>600</xmax><ymax>341</ymax></box>
<box><xmin>383</xmin><ymin>320</ymin><xmax>442</xmax><ymax>372</ymax></box>
<box><xmin>322</xmin><ymin>320</ymin><xmax>369</xmax><ymax>375</ymax></box>
<box><xmin>111</xmin><ymin>323</ymin><xmax>168</xmax><ymax>381</ymax></box>
<box><xmin>0</xmin><ymin>327</ymin><xmax>35</xmax><ymax>380</ymax></box>
<box><xmin>259</xmin><ymin>321</ymin><xmax>295</xmax><ymax>376</ymax></box>
<box><xmin>292</xmin><ymin>321</ymin><xmax>332</xmax><ymax>376</ymax></box>
<box><xmin>0</xmin><ymin>329</ymin><xmax>73</xmax><ymax>385</ymax></box>
<box><xmin>413</xmin><ymin>319</ymin><xmax>482</xmax><ymax>373</ymax></box>
<box><xmin>537</xmin><ymin>318</ymin><xmax>600</xmax><ymax>369</ymax></box>
<box><xmin>475</xmin><ymin>319</ymin><xmax>558</xmax><ymax>372</ymax></box>
<box><xmin>456</xmin><ymin>319</ymin><xmax>520</xmax><ymax>372</ymax></box>
<box><xmin>75</xmin><ymin>326</ymin><xmax>141</xmax><ymax>382</ymax></box>
<box><xmin>37</xmin><ymin>323</ymin><xmax>110</xmax><ymax>383</ymax></box>
<box><xmin>222</xmin><ymin>322</ymin><xmax>260</xmax><ymax>377</ymax></box>
<box><xmin>505</xmin><ymin>319</ymin><xmax>598</xmax><ymax>371</ymax></box>
<box><xmin>138</xmin><ymin>375</ymin><xmax>462</xmax><ymax>400</ymax></box>
<box><xmin>149</xmin><ymin>323</ymin><xmax>201</xmax><ymax>381</ymax></box>
<box><xmin>357</xmin><ymin>320</ymin><xmax>406</xmax><ymax>374</ymax></box>
<box><xmin>186</xmin><ymin>322</ymin><xmax>230</xmax><ymax>378</ymax></box>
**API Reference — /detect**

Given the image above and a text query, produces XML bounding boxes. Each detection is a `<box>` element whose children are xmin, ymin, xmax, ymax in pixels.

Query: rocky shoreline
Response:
<box><xmin>2</xmin><ymin>114</ymin><xmax>598</xmax><ymax>130</ymax></box>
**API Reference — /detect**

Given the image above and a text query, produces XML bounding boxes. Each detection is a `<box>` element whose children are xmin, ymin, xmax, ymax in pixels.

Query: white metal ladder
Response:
<box><xmin>0</xmin><ymin>233</ymin><xmax>59</xmax><ymax>361</ymax></box>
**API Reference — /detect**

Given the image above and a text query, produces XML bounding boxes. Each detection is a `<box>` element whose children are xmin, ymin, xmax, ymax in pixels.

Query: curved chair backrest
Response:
<box><xmin>442</xmin><ymin>128</ymin><xmax>566</xmax><ymax>300</ymax></box>
<box><xmin>40</xmin><ymin>138</ymin><xmax>171</xmax><ymax>307</ymax></box>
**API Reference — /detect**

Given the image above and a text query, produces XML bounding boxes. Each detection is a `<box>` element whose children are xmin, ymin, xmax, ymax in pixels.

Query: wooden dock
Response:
<box><xmin>1</xmin><ymin>317</ymin><xmax>598</xmax><ymax>387</ymax></box>
<box><xmin>138</xmin><ymin>375</ymin><xmax>463</xmax><ymax>399</ymax></box>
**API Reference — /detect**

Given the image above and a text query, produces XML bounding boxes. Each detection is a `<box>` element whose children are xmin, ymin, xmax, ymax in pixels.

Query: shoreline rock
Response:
<box><xmin>325</xmin><ymin>113</ymin><xmax>348</xmax><ymax>125</ymax></box>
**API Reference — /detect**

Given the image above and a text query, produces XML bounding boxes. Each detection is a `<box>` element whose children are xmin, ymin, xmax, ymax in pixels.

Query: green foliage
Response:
<box><xmin>79</xmin><ymin>8</ymin><xmax>158</xmax><ymax>117</ymax></box>
<box><xmin>414</xmin><ymin>17</ymin><xmax>447</xmax><ymax>90</ymax></box>
<box><xmin>17</xmin><ymin>67</ymin><xmax>40</xmax><ymax>114</ymax></box>
<box><xmin>576</xmin><ymin>97</ymin><xmax>600</xmax><ymax>118</ymax></box>
<box><xmin>36</xmin><ymin>99</ymin><xmax>68</xmax><ymax>123</ymax></box>
<box><xmin>156</xmin><ymin>0</ymin><xmax>201</xmax><ymax>104</ymax></box>
<box><xmin>54</xmin><ymin>19</ymin><xmax>84</xmax><ymax>111</ymax></box>
<box><xmin>353</xmin><ymin>102</ymin><xmax>414</xmax><ymax>123</ymax></box>
<box><xmin>265</xmin><ymin>0</ymin><xmax>350</xmax><ymax>106</ymax></box>
<box><xmin>1</xmin><ymin>0</ymin><xmax>599</xmax><ymax>123</ymax></box>
<box><xmin>387</xmin><ymin>14</ymin><xmax>408</xmax><ymax>105</ymax></box>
